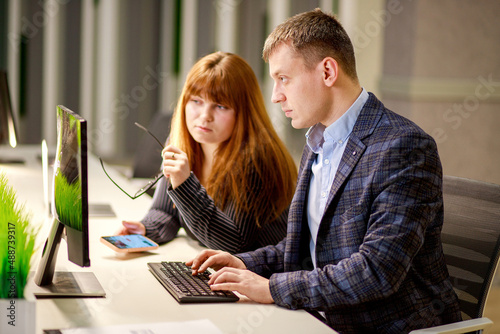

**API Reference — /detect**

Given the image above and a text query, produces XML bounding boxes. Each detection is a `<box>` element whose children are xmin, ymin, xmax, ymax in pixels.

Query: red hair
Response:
<box><xmin>169</xmin><ymin>52</ymin><xmax>297</xmax><ymax>226</ymax></box>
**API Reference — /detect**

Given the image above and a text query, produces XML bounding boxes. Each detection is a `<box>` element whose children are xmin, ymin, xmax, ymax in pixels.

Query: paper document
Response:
<box><xmin>46</xmin><ymin>319</ymin><xmax>223</xmax><ymax>334</ymax></box>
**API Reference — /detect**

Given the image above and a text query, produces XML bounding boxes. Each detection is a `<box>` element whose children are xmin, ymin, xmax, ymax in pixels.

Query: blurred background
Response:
<box><xmin>1</xmin><ymin>1</ymin><xmax>499</xmax><ymax>331</ymax></box>
<box><xmin>1</xmin><ymin>0</ymin><xmax>499</xmax><ymax>185</ymax></box>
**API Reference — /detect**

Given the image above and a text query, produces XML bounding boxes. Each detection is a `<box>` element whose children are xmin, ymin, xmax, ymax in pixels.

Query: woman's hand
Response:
<box><xmin>162</xmin><ymin>145</ymin><xmax>190</xmax><ymax>189</ymax></box>
<box><xmin>116</xmin><ymin>221</ymin><xmax>146</xmax><ymax>235</ymax></box>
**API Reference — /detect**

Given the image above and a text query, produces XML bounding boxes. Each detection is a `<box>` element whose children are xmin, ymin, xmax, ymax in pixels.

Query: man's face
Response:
<box><xmin>269</xmin><ymin>44</ymin><xmax>331</xmax><ymax>129</ymax></box>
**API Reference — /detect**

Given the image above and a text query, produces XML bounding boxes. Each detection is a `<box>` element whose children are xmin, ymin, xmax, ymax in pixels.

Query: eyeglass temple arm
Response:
<box><xmin>99</xmin><ymin>158</ymin><xmax>136</xmax><ymax>200</ymax></box>
<box><xmin>134</xmin><ymin>122</ymin><xmax>165</xmax><ymax>149</ymax></box>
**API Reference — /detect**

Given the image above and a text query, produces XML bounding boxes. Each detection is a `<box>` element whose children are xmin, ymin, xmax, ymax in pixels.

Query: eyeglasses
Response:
<box><xmin>100</xmin><ymin>122</ymin><xmax>165</xmax><ymax>199</ymax></box>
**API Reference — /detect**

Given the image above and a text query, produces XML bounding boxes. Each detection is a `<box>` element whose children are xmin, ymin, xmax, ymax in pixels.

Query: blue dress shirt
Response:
<box><xmin>306</xmin><ymin>88</ymin><xmax>369</xmax><ymax>268</ymax></box>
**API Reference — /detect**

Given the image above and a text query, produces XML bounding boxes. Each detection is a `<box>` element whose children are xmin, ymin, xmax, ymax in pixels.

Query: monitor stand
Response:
<box><xmin>29</xmin><ymin>218</ymin><xmax>106</xmax><ymax>299</ymax></box>
<box><xmin>26</xmin><ymin>271</ymin><xmax>106</xmax><ymax>298</ymax></box>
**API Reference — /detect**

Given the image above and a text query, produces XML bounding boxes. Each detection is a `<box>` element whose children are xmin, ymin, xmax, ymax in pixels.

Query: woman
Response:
<box><xmin>118</xmin><ymin>52</ymin><xmax>297</xmax><ymax>254</ymax></box>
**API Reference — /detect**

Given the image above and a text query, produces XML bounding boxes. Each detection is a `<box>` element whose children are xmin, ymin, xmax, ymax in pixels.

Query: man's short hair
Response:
<box><xmin>263</xmin><ymin>8</ymin><xmax>358</xmax><ymax>81</ymax></box>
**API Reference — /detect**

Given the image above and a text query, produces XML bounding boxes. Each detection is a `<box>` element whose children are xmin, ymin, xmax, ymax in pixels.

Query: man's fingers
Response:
<box><xmin>188</xmin><ymin>250</ymin><xmax>220</xmax><ymax>274</ymax></box>
<box><xmin>197</xmin><ymin>254</ymin><xmax>220</xmax><ymax>274</ymax></box>
<box><xmin>210</xmin><ymin>282</ymin><xmax>239</xmax><ymax>292</ymax></box>
<box><xmin>209</xmin><ymin>267</ymin><xmax>240</xmax><ymax>284</ymax></box>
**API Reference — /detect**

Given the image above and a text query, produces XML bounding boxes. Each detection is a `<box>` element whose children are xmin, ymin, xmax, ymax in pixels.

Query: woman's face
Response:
<box><xmin>185</xmin><ymin>95</ymin><xmax>236</xmax><ymax>149</ymax></box>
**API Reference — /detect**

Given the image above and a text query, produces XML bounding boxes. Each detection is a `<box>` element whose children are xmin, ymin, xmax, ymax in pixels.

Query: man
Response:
<box><xmin>187</xmin><ymin>9</ymin><xmax>461</xmax><ymax>333</ymax></box>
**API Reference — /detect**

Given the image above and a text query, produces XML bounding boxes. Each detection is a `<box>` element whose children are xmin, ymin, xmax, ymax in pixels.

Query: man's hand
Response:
<box><xmin>187</xmin><ymin>249</ymin><xmax>274</xmax><ymax>304</ymax></box>
<box><xmin>186</xmin><ymin>249</ymin><xmax>246</xmax><ymax>275</ymax></box>
<box><xmin>209</xmin><ymin>267</ymin><xmax>274</xmax><ymax>304</ymax></box>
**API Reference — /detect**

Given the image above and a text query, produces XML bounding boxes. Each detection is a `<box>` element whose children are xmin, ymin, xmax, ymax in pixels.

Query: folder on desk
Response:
<box><xmin>43</xmin><ymin>319</ymin><xmax>223</xmax><ymax>334</ymax></box>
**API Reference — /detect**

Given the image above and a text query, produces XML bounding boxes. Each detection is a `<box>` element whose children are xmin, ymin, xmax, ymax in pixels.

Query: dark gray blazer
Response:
<box><xmin>237</xmin><ymin>93</ymin><xmax>462</xmax><ymax>333</ymax></box>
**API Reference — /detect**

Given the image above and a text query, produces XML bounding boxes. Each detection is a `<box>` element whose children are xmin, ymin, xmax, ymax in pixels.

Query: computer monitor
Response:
<box><xmin>0</xmin><ymin>70</ymin><xmax>17</xmax><ymax>148</ymax></box>
<box><xmin>32</xmin><ymin>105</ymin><xmax>105</xmax><ymax>298</ymax></box>
<box><xmin>0</xmin><ymin>70</ymin><xmax>23</xmax><ymax>164</ymax></box>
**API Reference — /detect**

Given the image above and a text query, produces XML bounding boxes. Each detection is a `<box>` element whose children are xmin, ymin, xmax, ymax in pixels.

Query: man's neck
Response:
<box><xmin>322</xmin><ymin>82</ymin><xmax>362</xmax><ymax>127</ymax></box>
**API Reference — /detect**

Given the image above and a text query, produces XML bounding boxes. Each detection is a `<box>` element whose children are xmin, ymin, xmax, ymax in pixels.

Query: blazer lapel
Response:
<box><xmin>284</xmin><ymin>147</ymin><xmax>316</xmax><ymax>270</ymax></box>
<box><xmin>323</xmin><ymin>94</ymin><xmax>383</xmax><ymax>214</ymax></box>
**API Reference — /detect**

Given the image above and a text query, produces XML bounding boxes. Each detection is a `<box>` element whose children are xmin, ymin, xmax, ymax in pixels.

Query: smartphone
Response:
<box><xmin>100</xmin><ymin>234</ymin><xmax>159</xmax><ymax>253</ymax></box>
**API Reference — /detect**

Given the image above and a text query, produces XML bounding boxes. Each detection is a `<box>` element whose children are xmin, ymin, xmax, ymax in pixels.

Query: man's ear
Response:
<box><xmin>322</xmin><ymin>57</ymin><xmax>338</xmax><ymax>87</ymax></box>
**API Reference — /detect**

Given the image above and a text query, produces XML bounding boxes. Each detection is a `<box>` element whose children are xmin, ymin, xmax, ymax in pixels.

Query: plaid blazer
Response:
<box><xmin>237</xmin><ymin>93</ymin><xmax>461</xmax><ymax>334</ymax></box>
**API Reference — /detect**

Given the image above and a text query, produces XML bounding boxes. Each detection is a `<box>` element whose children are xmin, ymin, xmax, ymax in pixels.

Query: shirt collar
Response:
<box><xmin>306</xmin><ymin>88</ymin><xmax>368</xmax><ymax>153</ymax></box>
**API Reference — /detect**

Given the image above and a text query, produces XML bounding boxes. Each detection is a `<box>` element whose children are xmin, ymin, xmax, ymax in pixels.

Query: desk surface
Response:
<box><xmin>0</xmin><ymin>145</ymin><xmax>335</xmax><ymax>334</ymax></box>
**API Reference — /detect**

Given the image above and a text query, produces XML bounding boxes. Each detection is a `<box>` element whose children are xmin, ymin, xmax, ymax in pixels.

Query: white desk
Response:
<box><xmin>0</xmin><ymin>145</ymin><xmax>335</xmax><ymax>334</ymax></box>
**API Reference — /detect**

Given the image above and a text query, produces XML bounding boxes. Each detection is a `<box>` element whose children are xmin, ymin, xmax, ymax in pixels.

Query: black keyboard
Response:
<box><xmin>147</xmin><ymin>261</ymin><xmax>239</xmax><ymax>303</ymax></box>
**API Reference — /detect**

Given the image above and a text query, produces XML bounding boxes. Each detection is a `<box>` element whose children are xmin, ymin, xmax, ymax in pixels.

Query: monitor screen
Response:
<box><xmin>53</xmin><ymin>105</ymin><xmax>90</xmax><ymax>266</ymax></box>
<box><xmin>33</xmin><ymin>105</ymin><xmax>104</xmax><ymax>298</ymax></box>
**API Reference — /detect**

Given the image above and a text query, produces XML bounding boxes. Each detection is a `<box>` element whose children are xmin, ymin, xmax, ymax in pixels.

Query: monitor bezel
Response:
<box><xmin>53</xmin><ymin>105</ymin><xmax>90</xmax><ymax>267</ymax></box>
<box><xmin>32</xmin><ymin>105</ymin><xmax>104</xmax><ymax>298</ymax></box>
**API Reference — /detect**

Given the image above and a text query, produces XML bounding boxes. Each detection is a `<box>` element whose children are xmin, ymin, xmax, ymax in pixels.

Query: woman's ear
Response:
<box><xmin>322</xmin><ymin>57</ymin><xmax>338</xmax><ymax>87</ymax></box>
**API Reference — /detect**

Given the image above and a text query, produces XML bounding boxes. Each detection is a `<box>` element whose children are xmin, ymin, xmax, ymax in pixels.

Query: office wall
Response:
<box><xmin>4</xmin><ymin>0</ymin><xmax>339</xmax><ymax>162</ymax></box>
<box><xmin>3</xmin><ymin>0</ymin><xmax>499</xmax><ymax>185</ymax></box>
<box><xmin>379</xmin><ymin>0</ymin><xmax>500</xmax><ymax>185</ymax></box>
